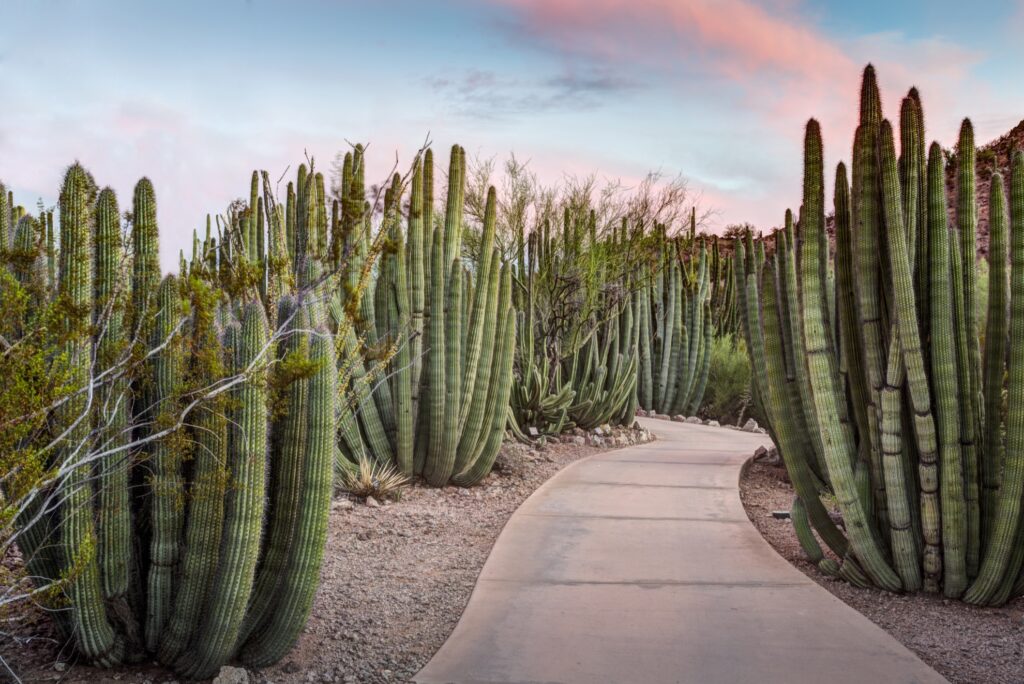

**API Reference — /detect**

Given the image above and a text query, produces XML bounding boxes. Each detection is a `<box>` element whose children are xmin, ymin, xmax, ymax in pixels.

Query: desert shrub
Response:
<box><xmin>700</xmin><ymin>333</ymin><xmax>751</xmax><ymax>424</ymax></box>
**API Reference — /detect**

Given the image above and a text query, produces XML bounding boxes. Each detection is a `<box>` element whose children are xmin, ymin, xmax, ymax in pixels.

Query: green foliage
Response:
<box><xmin>700</xmin><ymin>334</ymin><xmax>751</xmax><ymax>424</ymax></box>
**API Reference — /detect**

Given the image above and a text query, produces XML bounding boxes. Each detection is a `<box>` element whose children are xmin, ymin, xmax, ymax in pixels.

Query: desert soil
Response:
<box><xmin>1</xmin><ymin>424</ymin><xmax>653</xmax><ymax>684</ymax></box>
<box><xmin>740</xmin><ymin>455</ymin><xmax>1024</xmax><ymax>684</ymax></box>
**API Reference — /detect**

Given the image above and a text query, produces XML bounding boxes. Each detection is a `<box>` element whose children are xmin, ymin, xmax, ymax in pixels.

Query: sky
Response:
<box><xmin>3</xmin><ymin>0</ymin><xmax>1024</xmax><ymax>272</ymax></box>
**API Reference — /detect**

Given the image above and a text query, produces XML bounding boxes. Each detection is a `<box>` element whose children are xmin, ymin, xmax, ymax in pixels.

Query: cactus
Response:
<box><xmin>94</xmin><ymin>188</ymin><xmax>132</xmax><ymax>601</ymax></box>
<box><xmin>180</xmin><ymin>303</ymin><xmax>268</xmax><ymax>680</ymax></box>
<box><xmin>145</xmin><ymin>276</ymin><xmax>185</xmax><ymax>651</ymax></box>
<box><xmin>744</xmin><ymin>65</ymin><xmax>1024</xmax><ymax>605</ymax></box>
<box><xmin>158</xmin><ymin>292</ymin><xmax>229</xmax><ymax>665</ymax></box>
<box><xmin>635</xmin><ymin>234</ymin><xmax>713</xmax><ymax>417</ymax></box>
<box><xmin>240</xmin><ymin>330</ymin><xmax>336</xmax><ymax>665</ymax></box>
<box><xmin>332</xmin><ymin>146</ymin><xmax>517</xmax><ymax>487</ymax></box>
<box><xmin>58</xmin><ymin>163</ymin><xmax>126</xmax><ymax>666</ymax></box>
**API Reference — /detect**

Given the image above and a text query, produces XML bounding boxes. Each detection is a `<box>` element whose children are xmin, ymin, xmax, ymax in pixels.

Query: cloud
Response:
<box><xmin>483</xmin><ymin>0</ymin><xmax>998</xmax><ymax>231</ymax></box>
<box><xmin>492</xmin><ymin>0</ymin><xmax>854</xmax><ymax>84</ymax></box>
<box><xmin>424</xmin><ymin>65</ymin><xmax>641</xmax><ymax>119</ymax></box>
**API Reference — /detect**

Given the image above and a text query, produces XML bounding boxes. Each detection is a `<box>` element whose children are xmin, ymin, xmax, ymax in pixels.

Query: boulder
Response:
<box><xmin>684</xmin><ymin>416</ymin><xmax>702</xmax><ymax>424</ymax></box>
<box><xmin>742</xmin><ymin>418</ymin><xmax>760</xmax><ymax>432</ymax></box>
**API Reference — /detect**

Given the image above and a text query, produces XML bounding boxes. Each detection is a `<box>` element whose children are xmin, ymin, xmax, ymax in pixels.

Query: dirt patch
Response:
<box><xmin>1</xmin><ymin>424</ymin><xmax>653</xmax><ymax>683</ymax></box>
<box><xmin>740</xmin><ymin>456</ymin><xmax>1024</xmax><ymax>684</ymax></box>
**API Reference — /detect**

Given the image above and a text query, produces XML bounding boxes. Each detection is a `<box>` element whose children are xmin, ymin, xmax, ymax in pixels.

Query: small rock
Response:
<box><xmin>592</xmin><ymin>426</ymin><xmax>605</xmax><ymax>436</ymax></box>
<box><xmin>365</xmin><ymin>496</ymin><xmax>381</xmax><ymax>508</ymax></box>
<box><xmin>671</xmin><ymin>414</ymin><xmax>686</xmax><ymax>422</ymax></box>
<box><xmin>333</xmin><ymin>499</ymin><xmax>354</xmax><ymax>511</ymax></box>
<box><xmin>572</xmin><ymin>436</ymin><xmax>585</xmax><ymax>446</ymax></box>
<box><xmin>356</xmin><ymin>531</ymin><xmax>373</xmax><ymax>541</ymax></box>
<box><xmin>527</xmin><ymin>426</ymin><xmax>540</xmax><ymax>438</ymax></box>
<box><xmin>753</xmin><ymin>446</ymin><xmax>769</xmax><ymax>460</ymax></box>
<box><xmin>212</xmin><ymin>666</ymin><xmax>250</xmax><ymax>684</ymax></box>
<box><xmin>742</xmin><ymin>418</ymin><xmax>760</xmax><ymax>432</ymax></box>
<box><xmin>684</xmin><ymin>416</ymin><xmax>702</xmax><ymax>424</ymax></box>
<box><xmin>706</xmin><ymin>419</ymin><xmax>721</xmax><ymax>427</ymax></box>
<box><xmin>54</xmin><ymin>663</ymin><xmax>67</xmax><ymax>672</ymax></box>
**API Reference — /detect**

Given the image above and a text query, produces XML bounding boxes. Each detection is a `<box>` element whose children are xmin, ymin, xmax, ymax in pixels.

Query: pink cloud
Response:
<box><xmin>490</xmin><ymin>0</ymin><xmax>993</xmax><ymax>231</ymax></box>
<box><xmin>495</xmin><ymin>0</ymin><xmax>856</xmax><ymax>86</ymax></box>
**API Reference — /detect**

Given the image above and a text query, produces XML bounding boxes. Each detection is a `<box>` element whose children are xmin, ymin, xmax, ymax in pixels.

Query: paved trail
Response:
<box><xmin>415</xmin><ymin>418</ymin><xmax>947</xmax><ymax>684</ymax></box>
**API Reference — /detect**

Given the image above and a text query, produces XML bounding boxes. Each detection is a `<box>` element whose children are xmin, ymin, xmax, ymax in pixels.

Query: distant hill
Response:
<box><xmin>951</xmin><ymin>119</ymin><xmax>1024</xmax><ymax>259</ymax></box>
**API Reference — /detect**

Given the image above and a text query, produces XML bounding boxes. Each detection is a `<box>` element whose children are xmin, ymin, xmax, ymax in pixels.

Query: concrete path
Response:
<box><xmin>414</xmin><ymin>418</ymin><xmax>947</xmax><ymax>684</ymax></box>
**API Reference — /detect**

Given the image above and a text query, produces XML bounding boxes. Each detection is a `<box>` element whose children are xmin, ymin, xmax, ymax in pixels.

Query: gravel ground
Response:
<box><xmin>1</xmin><ymin>424</ymin><xmax>653</xmax><ymax>684</ymax></box>
<box><xmin>740</xmin><ymin>455</ymin><xmax>1024</xmax><ymax>684</ymax></box>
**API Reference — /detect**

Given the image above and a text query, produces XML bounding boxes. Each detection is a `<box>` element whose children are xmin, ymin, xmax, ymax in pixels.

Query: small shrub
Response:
<box><xmin>700</xmin><ymin>333</ymin><xmax>752</xmax><ymax>425</ymax></box>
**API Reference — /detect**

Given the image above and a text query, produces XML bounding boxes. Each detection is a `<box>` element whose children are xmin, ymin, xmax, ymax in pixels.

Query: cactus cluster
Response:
<box><xmin>636</xmin><ymin>227</ymin><xmax>714</xmax><ymax>417</ymax></box>
<box><xmin>509</xmin><ymin>205</ymin><xmax>641</xmax><ymax>437</ymax></box>
<box><xmin>302</xmin><ymin>146</ymin><xmax>519</xmax><ymax>487</ymax></box>
<box><xmin>744</xmin><ymin>65</ymin><xmax>1024</xmax><ymax>604</ymax></box>
<box><xmin>4</xmin><ymin>164</ymin><xmax>338</xmax><ymax>676</ymax></box>
<box><xmin>508</xmin><ymin>199</ymin><xmax>724</xmax><ymax>437</ymax></box>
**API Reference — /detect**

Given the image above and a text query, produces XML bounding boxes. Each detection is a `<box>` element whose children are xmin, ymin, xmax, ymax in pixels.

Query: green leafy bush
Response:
<box><xmin>700</xmin><ymin>333</ymin><xmax>751</xmax><ymax>424</ymax></box>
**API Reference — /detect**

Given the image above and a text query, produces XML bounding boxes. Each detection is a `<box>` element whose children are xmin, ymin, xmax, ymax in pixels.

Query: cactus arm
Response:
<box><xmin>145</xmin><ymin>276</ymin><xmax>185</xmax><ymax>652</ymax></box>
<box><xmin>181</xmin><ymin>304</ymin><xmax>269</xmax><ymax>679</ymax></box>
<box><xmin>965</xmin><ymin>151</ymin><xmax>1024</xmax><ymax>605</ymax></box>
<box><xmin>58</xmin><ymin>164</ymin><xmax>125</xmax><ymax>666</ymax></box>
<box><xmin>800</xmin><ymin>120</ymin><xmax>901</xmax><ymax>591</ymax></box>
<box><xmin>982</xmin><ymin>173</ymin><xmax>1009</xmax><ymax>546</ymax></box>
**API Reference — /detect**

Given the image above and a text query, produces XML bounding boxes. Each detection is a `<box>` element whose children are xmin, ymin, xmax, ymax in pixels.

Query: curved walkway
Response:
<box><xmin>415</xmin><ymin>418</ymin><xmax>947</xmax><ymax>684</ymax></box>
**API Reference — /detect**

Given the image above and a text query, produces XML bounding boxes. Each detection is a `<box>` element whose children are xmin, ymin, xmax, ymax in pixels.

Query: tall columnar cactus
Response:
<box><xmin>130</xmin><ymin>178</ymin><xmax>160</xmax><ymax>337</ymax></box>
<box><xmin>94</xmin><ymin>188</ymin><xmax>132</xmax><ymax>601</ymax></box>
<box><xmin>7</xmin><ymin>165</ymin><xmax>345</xmax><ymax>675</ymax></box>
<box><xmin>158</xmin><ymin>290</ymin><xmax>229</xmax><ymax>666</ymax></box>
<box><xmin>181</xmin><ymin>303</ymin><xmax>268</xmax><ymax>680</ymax></box>
<box><xmin>745</xmin><ymin>64</ymin><xmax>1024</xmax><ymax>605</ymax></box>
<box><xmin>635</xmin><ymin>236</ymin><xmax>712</xmax><ymax>417</ymax></box>
<box><xmin>331</xmin><ymin>146</ymin><xmax>517</xmax><ymax>487</ymax></box>
<box><xmin>241</xmin><ymin>329</ymin><xmax>336</xmax><ymax>665</ymax></box>
<box><xmin>145</xmin><ymin>275</ymin><xmax>185</xmax><ymax>651</ymax></box>
<box><xmin>57</xmin><ymin>163</ymin><xmax>127</xmax><ymax>666</ymax></box>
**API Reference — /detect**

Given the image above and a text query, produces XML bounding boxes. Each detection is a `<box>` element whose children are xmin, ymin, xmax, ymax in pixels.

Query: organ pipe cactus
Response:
<box><xmin>8</xmin><ymin>164</ymin><xmax>341</xmax><ymax>677</ymax></box>
<box><xmin>636</xmin><ymin>235</ymin><xmax>713</xmax><ymax>417</ymax></box>
<box><xmin>331</xmin><ymin>146</ymin><xmax>517</xmax><ymax>487</ymax></box>
<box><xmin>744</xmin><ymin>64</ymin><xmax>1024</xmax><ymax>605</ymax></box>
<box><xmin>57</xmin><ymin>163</ymin><xmax>126</xmax><ymax>666</ymax></box>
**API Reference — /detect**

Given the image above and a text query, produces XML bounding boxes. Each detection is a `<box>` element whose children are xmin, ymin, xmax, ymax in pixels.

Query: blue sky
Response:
<box><xmin>3</xmin><ymin>0</ymin><xmax>1024</xmax><ymax>272</ymax></box>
